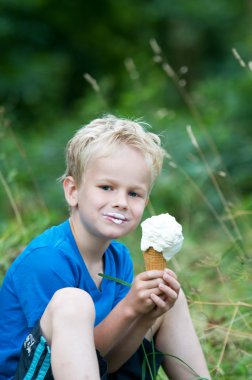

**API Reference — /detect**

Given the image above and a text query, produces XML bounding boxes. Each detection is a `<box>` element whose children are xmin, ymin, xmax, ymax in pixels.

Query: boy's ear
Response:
<box><xmin>63</xmin><ymin>176</ymin><xmax>78</xmax><ymax>207</ymax></box>
<box><xmin>145</xmin><ymin>197</ymin><xmax>149</xmax><ymax>206</ymax></box>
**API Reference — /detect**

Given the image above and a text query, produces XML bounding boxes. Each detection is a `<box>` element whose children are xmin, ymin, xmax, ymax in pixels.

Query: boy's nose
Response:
<box><xmin>112</xmin><ymin>191</ymin><xmax>128</xmax><ymax>210</ymax></box>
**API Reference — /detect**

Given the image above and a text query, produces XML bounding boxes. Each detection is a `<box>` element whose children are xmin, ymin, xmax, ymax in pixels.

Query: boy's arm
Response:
<box><xmin>94</xmin><ymin>269</ymin><xmax>180</xmax><ymax>372</ymax></box>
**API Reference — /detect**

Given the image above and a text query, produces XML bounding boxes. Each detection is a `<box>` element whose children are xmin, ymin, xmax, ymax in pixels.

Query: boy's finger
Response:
<box><xmin>134</xmin><ymin>278</ymin><xmax>165</xmax><ymax>292</ymax></box>
<box><xmin>158</xmin><ymin>283</ymin><xmax>179</xmax><ymax>300</ymax></box>
<box><xmin>137</xmin><ymin>270</ymin><xmax>165</xmax><ymax>281</ymax></box>
<box><xmin>150</xmin><ymin>293</ymin><xmax>167</xmax><ymax>309</ymax></box>
<box><xmin>163</xmin><ymin>273</ymin><xmax>180</xmax><ymax>292</ymax></box>
<box><xmin>145</xmin><ymin>278</ymin><xmax>166</xmax><ymax>289</ymax></box>
<box><xmin>164</xmin><ymin>268</ymin><xmax>177</xmax><ymax>279</ymax></box>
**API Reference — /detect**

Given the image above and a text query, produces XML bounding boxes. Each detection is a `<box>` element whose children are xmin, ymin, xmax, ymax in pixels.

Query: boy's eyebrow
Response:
<box><xmin>131</xmin><ymin>185</ymin><xmax>149</xmax><ymax>192</ymax></box>
<box><xmin>95</xmin><ymin>178</ymin><xmax>149</xmax><ymax>191</ymax></box>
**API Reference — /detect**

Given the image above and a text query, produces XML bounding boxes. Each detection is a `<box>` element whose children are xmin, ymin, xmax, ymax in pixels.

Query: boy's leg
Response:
<box><xmin>147</xmin><ymin>289</ymin><xmax>211</xmax><ymax>380</ymax></box>
<box><xmin>40</xmin><ymin>287</ymin><xmax>101</xmax><ymax>380</ymax></box>
<box><xmin>107</xmin><ymin>338</ymin><xmax>164</xmax><ymax>380</ymax></box>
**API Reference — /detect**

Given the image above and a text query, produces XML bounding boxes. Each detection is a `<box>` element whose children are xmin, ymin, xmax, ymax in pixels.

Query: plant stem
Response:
<box><xmin>98</xmin><ymin>273</ymin><xmax>132</xmax><ymax>287</ymax></box>
<box><xmin>0</xmin><ymin>170</ymin><xmax>25</xmax><ymax>230</ymax></box>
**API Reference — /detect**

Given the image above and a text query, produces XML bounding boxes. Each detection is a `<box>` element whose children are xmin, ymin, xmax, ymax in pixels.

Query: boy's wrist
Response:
<box><xmin>121</xmin><ymin>298</ymin><xmax>140</xmax><ymax>320</ymax></box>
<box><xmin>121</xmin><ymin>298</ymin><xmax>157</xmax><ymax>327</ymax></box>
<box><xmin>139</xmin><ymin>311</ymin><xmax>158</xmax><ymax>327</ymax></box>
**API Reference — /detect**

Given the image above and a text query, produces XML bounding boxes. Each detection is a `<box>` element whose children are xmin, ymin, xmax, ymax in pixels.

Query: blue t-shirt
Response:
<box><xmin>0</xmin><ymin>219</ymin><xmax>133</xmax><ymax>379</ymax></box>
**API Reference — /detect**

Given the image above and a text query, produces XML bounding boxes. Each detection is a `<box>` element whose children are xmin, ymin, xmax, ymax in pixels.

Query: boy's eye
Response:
<box><xmin>129</xmin><ymin>191</ymin><xmax>139</xmax><ymax>198</ymax></box>
<box><xmin>100</xmin><ymin>185</ymin><xmax>112</xmax><ymax>191</ymax></box>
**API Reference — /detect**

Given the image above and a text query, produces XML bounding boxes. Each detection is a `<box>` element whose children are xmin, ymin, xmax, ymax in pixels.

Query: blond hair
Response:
<box><xmin>60</xmin><ymin>115</ymin><xmax>166</xmax><ymax>187</ymax></box>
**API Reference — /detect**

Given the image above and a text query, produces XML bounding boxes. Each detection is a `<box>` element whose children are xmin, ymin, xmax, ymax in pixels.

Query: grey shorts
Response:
<box><xmin>15</xmin><ymin>322</ymin><xmax>164</xmax><ymax>380</ymax></box>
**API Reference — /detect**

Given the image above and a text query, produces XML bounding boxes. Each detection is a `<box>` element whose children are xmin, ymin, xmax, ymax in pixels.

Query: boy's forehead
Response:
<box><xmin>88</xmin><ymin>145</ymin><xmax>148</xmax><ymax>168</ymax></box>
<box><xmin>84</xmin><ymin>145</ymin><xmax>152</xmax><ymax>186</ymax></box>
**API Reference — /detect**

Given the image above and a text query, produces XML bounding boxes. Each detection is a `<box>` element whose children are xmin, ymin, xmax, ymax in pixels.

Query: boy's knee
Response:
<box><xmin>41</xmin><ymin>287</ymin><xmax>95</xmax><ymax>340</ymax></box>
<box><xmin>51</xmin><ymin>287</ymin><xmax>95</xmax><ymax>320</ymax></box>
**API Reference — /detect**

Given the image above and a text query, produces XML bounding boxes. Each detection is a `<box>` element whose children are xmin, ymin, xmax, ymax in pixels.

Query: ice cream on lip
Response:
<box><xmin>103</xmin><ymin>212</ymin><xmax>128</xmax><ymax>225</ymax></box>
<box><xmin>141</xmin><ymin>213</ymin><xmax>184</xmax><ymax>261</ymax></box>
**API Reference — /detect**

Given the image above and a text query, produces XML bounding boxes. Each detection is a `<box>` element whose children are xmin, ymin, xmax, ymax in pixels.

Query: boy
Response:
<box><xmin>0</xmin><ymin>115</ymin><xmax>210</xmax><ymax>379</ymax></box>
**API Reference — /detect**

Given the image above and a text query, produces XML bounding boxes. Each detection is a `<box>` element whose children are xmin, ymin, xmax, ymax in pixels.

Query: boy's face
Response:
<box><xmin>67</xmin><ymin>145</ymin><xmax>151</xmax><ymax>245</ymax></box>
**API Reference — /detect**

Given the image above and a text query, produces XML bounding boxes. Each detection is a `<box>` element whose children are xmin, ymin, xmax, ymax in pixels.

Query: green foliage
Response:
<box><xmin>0</xmin><ymin>2</ymin><xmax>252</xmax><ymax>378</ymax></box>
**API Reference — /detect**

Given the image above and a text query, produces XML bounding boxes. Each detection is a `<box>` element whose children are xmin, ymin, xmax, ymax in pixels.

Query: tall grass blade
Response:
<box><xmin>98</xmin><ymin>273</ymin><xmax>132</xmax><ymax>287</ymax></box>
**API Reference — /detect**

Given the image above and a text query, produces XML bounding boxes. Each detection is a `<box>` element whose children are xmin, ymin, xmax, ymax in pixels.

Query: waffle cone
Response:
<box><xmin>143</xmin><ymin>247</ymin><xmax>166</xmax><ymax>271</ymax></box>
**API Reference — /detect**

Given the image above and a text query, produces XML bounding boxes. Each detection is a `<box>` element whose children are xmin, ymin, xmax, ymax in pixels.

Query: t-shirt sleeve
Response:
<box><xmin>112</xmin><ymin>244</ymin><xmax>134</xmax><ymax>307</ymax></box>
<box><xmin>12</xmin><ymin>246</ymin><xmax>77</xmax><ymax>327</ymax></box>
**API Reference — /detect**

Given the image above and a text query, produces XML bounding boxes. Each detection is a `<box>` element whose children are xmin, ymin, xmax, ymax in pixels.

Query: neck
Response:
<box><xmin>69</xmin><ymin>216</ymin><xmax>110</xmax><ymax>265</ymax></box>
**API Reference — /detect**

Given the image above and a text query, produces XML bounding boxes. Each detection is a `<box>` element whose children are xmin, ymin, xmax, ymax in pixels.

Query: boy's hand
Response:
<box><xmin>124</xmin><ymin>269</ymin><xmax>179</xmax><ymax>317</ymax></box>
<box><xmin>148</xmin><ymin>268</ymin><xmax>180</xmax><ymax>318</ymax></box>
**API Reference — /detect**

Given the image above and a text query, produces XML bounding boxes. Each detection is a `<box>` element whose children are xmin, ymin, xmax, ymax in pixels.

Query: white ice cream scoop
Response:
<box><xmin>141</xmin><ymin>213</ymin><xmax>184</xmax><ymax>261</ymax></box>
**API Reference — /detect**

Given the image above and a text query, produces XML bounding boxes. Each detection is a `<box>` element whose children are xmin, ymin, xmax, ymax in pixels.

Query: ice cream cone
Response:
<box><xmin>143</xmin><ymin>247</ymin><xmax>166</xmax><ymax>271</ymax></box>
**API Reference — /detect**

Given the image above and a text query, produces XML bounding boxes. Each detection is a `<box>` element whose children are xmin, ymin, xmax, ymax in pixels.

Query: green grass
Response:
<box><xmin>1</xmin><ymin>52</ymin><xmax>252</xmax><ymax>378</ymax></box>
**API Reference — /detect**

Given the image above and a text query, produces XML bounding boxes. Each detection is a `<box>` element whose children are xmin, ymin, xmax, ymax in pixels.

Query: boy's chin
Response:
<box><xmin>106</xmin><ymin>229</ymin><xmax>133</xmax><ymax>240</ymax></box>
<box><xmin>102</xmin><ymin>222</ymin><xmax>138</xmax><ymax>240</ymax></box>
<box><xmin>114</xmin><ymin>228</ymin><xmax>137</xmax><ymax>239</ymax></box>
<box><xmin>107</xmin><ymin>232</ymin><xmax>126</xmax><ymax>240</ymax></box>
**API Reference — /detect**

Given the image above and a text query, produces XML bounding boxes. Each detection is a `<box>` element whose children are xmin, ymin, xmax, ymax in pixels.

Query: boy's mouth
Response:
<box><xmin>103</xmin><ymin>213</ymin><xmax>128</xmax><ymax>225</ymax></box>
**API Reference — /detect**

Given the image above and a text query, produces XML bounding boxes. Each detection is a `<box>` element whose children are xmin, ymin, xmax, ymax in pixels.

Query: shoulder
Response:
<box><xmin>29</xmin><ymin>219</ymin><xmax>70</xmax><ymax>250</ymax></box>
<box><xmin>3</xmin><ymin>220</ymin><xmax>81</xmax><ymax>294</ymax></box>
<box><xmin>9</xmin><ymin>220</ymin><xmax>75</xmax><ymax>274</ymax></box>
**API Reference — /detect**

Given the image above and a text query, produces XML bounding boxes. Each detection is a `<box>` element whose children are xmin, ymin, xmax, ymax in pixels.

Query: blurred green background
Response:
<box><xmin>0</xmin><ymin>1</ymin><xmax>252</xmax><ymax>378</ymax></box>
